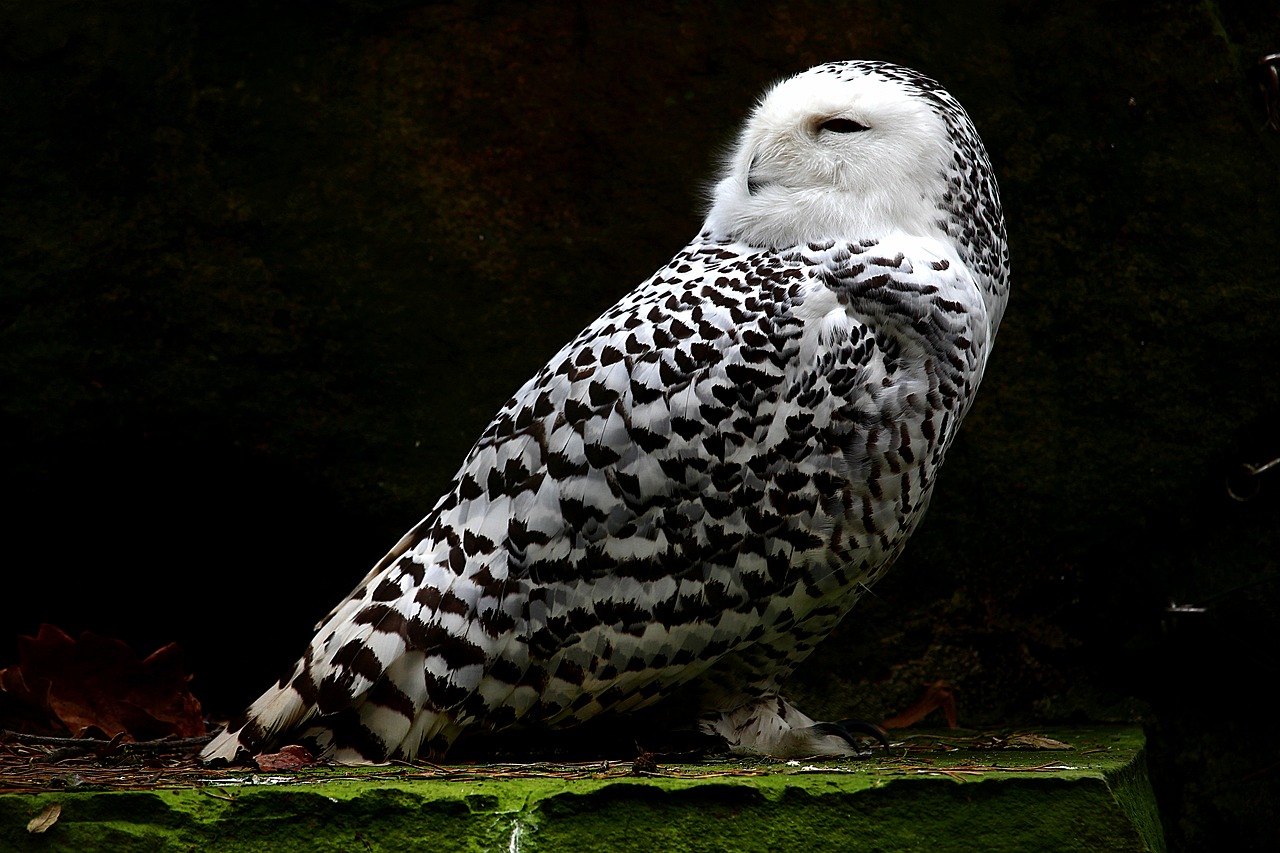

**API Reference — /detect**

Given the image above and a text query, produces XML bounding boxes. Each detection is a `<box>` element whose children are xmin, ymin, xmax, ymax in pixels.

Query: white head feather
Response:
<box><xmin>703</xmin><ymin>65</ymin><xmax>955</xmax><ymax>248</ymax></box>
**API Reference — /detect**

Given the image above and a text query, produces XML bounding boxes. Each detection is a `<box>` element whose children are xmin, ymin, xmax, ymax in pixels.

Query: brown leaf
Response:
<box><xmin>27</xmin><ymin>802</ymin><xmax>61</xmax><ymax>834</ymax></box>
<box><xmin>0</xmin><ymin>624</ymin><xmax>205</xmax><ymax>740</ymax></box>
<box><xmin>0</xmin><ymin>663</ymin><xmax>58</xmax><ymax>733</ymax></box>
<box><xmin>881</xmin><ymin>680</ymin><xmax>958</xmax><ymax>729</ymax></box>
<box><xmin>254</xmin><ymin>745</ymin><xmax>317</xmax><ymax>771</ymax></box>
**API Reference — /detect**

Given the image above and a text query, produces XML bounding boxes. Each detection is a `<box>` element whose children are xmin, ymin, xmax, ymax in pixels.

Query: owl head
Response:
<box><xmin>704</xmin><ymin>61</ymin><xmax>1008</xmax><ymax>315</ymax></box>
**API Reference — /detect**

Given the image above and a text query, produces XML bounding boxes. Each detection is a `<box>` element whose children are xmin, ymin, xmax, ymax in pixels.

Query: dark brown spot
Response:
<box><xmin>332</xmin><ymin>639</ymin><xmax>384</xmax><ymax>682</ymax></box>
<box><xmin>437</xmin><ymin>639</ymin><xmax>486</xmax><ymax>669</ymax></box>
<box><xmin>290</xmin><ymin>669</ymin><xmax>319</xmax><ymax>705</ymax></box>
<box><xmin>564</xmin><ymin>397</ymin><xmax>593</xmax><ymax>425</ymax></box>
<box><xmin>330</xmin><ymin>711</ymin><xmax>389</xmax><ymax>761</ymax></box>
<box><xmin>439</xmin><ymin>590</ymin><xmax>470</xmax><ymax>616</ymax></box>
<box><xmin>671</xmin><ymin>417</ymin><xmax>703</xmax><ymax>440</ymax></box>
<box><xmin>458</xmin><ymin>471</ymin><xmax>481</xmax><ymax>499</ymax></box>
<box><xmin>556</xmin><ymin>659</ymin><xmax>587</xmax><ymax>686</ymax></box>
<box><xmin>630</xmin><ymin>379</ymin><xmax>664</xmax><ymax>404</ymax></box>
<box><xmin>628</xmin><ymin>425</ymin><xmax>668</xmax><ymax>452</ymax></box>
<box><xmin>367</xmin><ymin>677</ymin><xmax>415</xmax><ymax>720</ymax></box>
<box><xmin>547</xmin><ymin>451</ymin><xmax>589</xmax><ymax>479</ymax></box>
<box><xmin>508</xmin><ymin>518</ymin><xmax>553</xmax><ymax>550</ymax></box>
<box><xmin>464</xmin><ymin>529</ymin><xmax>496</xmax><ymax>555</ymax></box>
<box><xmin>353</xmin><ymin>604</ymin><xmax>409</xmax><ymax>637</ymax></box>
<box><xmin>584</xmin><ymin>442</ymin><xmax>622</xmax><ymax>467</ymax></box>
<box><xmin>371</xmin><ymin>577</ymin><xmax>402</xmax><ymax>601</ymax></box>
<box><xmin>588</xmin><ymin>381</ymin><xmax>619</xmax><ymax>407</ymax></box>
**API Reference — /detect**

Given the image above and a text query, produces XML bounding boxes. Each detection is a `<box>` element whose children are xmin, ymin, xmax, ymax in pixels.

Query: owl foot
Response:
<box><xmin>701</xmin><ymin>695</ymin><xmax>890</xmax><ymax>758</ymax></box>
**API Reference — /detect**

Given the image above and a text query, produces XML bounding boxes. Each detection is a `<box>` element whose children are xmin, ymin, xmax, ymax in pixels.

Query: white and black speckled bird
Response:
<box><xmin>203</xmin><ymin>60</ymin><xmax>1009</xmax><ymax>765</ymax></box>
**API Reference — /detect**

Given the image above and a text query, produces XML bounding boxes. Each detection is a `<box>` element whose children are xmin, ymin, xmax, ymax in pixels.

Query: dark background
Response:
<box><xmin>2</xmin><ymin>1</ymin><xmax>1278</xmax><ymax>849</ymax></box>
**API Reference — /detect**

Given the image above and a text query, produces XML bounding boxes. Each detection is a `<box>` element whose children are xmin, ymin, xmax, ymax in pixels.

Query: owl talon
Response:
<box><xmin>809</xmin><ymin>719</ymin><xmax>891</xmax><ymax>755</ymax></box>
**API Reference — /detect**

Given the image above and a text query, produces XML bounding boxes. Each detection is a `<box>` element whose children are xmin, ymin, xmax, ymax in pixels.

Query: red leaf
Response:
<box><xmin>881</xmin><ymin>680</ymin><xmax>958</xmax><ymax>729</ymax></box>
<box><xmin>254</xmin><ymin>745</ymin><xmax>317</xmax><ymax>771</ymax></box>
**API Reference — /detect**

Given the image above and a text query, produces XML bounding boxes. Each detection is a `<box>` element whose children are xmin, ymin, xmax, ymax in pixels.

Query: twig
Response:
<box><xmin>1</xmin><ymin>730</ymin><xmax>213</xmax><ymax>758</ymax></box>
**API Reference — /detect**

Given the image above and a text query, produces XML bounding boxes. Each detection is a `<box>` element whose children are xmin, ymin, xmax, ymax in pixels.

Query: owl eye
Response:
<box><xmin>819</xmin><ymin>118</ymin><xmax>869</xmax><ymax>133</ymax></box>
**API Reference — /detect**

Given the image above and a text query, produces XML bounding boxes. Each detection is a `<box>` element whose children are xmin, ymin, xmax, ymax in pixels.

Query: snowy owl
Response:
<box><xmin>203</xmin><ymin>60</ymin><xmax>1008</xmax><ymax>764</ymax></box>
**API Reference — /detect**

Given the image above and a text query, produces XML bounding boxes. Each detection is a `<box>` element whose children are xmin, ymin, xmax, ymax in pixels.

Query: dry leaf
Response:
<box><xmin>0</xmin><ymin>624</ymin><xmax>204</xmax><ymax>739</ymax></box>
<box><xmin>27</xmin><ymin>802</ymin><xmax>61</xmax><ymax>834</ymax></box>
<box><xmin>254</xmin><ymin>745</ymin><xmax>317</xmax><ymax>771</ymax></box>
<box><xmin>881</xmin><ymin>680</ymin><xmax>958</xmax><ymax>729</ymax></box>
<box><xmin>1004</xmin><ymin>734</ymin><xmax>1071</xmax><ymax>750</ymax></box>
<box><xmin>0</xmin><ymin>663</ymin><xmax>57</xmax><ymax>732</ymax></box>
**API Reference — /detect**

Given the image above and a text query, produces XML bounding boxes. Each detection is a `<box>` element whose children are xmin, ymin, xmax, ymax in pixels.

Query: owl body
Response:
<box><xmin>204</xmin><ymin>61</ymin><xmax>1008</xmax><ymax>764</ymax></box>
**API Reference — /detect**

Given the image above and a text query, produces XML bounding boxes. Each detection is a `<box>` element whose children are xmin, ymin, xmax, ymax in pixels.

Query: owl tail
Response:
<box><xmin>201</xmin><ymin>652</ymin><xmax>463</xmax><ymax>764</ymax></box>
<box><xmin>200</xmin><ymin>660</ymin><xmax>315</xmax><ymax>764</ymax></box>
<box><xmin>201</xmin><ymin>596</ymin><xmax>459</xmax><ymax>764</ymax></box>
<box><xmin>202</xmin><ymin>553</ymin><xmax>477</xmax><ymax>764</ymax></box>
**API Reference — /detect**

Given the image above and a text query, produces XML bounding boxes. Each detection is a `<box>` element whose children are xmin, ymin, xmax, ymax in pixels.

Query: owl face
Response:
<box><xmin>705</xmin><ymin>63</ymin><xmax>961</xmax><ymax>249</ymax></box>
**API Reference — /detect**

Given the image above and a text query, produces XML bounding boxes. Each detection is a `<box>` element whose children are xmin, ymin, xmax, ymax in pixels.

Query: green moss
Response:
<box><xmin>0</xmin><ymin>727</ymin><xmax>1162</xmax><ymax>852</ymax></box>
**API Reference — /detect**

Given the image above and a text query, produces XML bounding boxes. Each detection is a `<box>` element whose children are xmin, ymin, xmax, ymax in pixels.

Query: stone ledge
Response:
<box><xmin>0</xmin><ymin>726</ymin><xmax>1163</xmax><ymax>852</ymax></box>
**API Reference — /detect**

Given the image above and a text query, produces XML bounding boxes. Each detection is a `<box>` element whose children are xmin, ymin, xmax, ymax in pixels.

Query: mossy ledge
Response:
<box><xmin>0</xmin><ymin>726</ymin><xmax>1162</xmax><ymax>852</ymax></box>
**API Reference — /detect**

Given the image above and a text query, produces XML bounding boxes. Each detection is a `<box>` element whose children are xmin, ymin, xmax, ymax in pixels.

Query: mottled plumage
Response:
<box><xmin>203</xmin><ymin>60</ymin><xmax>1008</xmax><ymax>764</ymax></box>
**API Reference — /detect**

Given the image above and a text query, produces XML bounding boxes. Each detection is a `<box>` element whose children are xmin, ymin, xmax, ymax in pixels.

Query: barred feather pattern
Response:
<box><xmin>203</xmin><ymin>60</ymin><xmax>1008</xmax><ymax>764</ymax></box>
